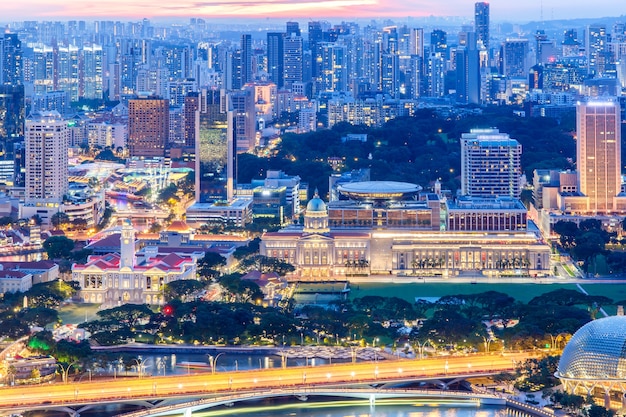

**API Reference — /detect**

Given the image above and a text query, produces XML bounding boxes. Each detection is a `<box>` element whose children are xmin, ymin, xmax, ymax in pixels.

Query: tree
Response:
<box><xmin>163</xmin><ymin>280</ymin><xmax>205</xmax><ymax>302</ymax></box>
<box><xmin>19</xmin><ymin>307</ymin><xmax>59</xmax><ymax>327</ymax></box>
<box><xmin>43</xmin><ymin>236</ymin><xmax>75</xmax><ymax>260</ymax></box>
<box><xmin>96</xmin><ymin>304</ymin><xmax>153</xmax><ymax>328</ymax></box>
<box><xmin>51</xmin><ymin>212</ymin><xmax>70</xmax><ymax>229</ymax></box>
<box><xmin>197</xmin><ymin>252</ymin><xmax>226</xmax><ymax>279</ymax></box>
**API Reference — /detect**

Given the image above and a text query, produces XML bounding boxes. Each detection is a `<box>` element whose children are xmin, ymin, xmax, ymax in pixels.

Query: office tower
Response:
<box><xmin>286</xmin><ymin>22</ymin><xmax>301</xmax><ymax>37</ymax></box>
<box><xmin>430</xmin><ymin>29</ymin><xmax>448</xmax><ymax>57</ymax></box>
<box><xmin>308</xmin><ymin>21</ymin><xmax>324</xmax><ymax>79</ymax></box>
<box><xmin>499</xmin><ymin>39</ymin><xmax>530</xmax><ymax>78</ymax></box>
<box><xmin>240</xmin><ymin>34</ymin><xmax>253</xmax><ymax>86</ymax></box>
<box><xmin>183</xmin><ymin>92</ymin><xmax>199</xmax><ymax>149</ymax></box>
<box><xmin>81</xmin><ymin>44</ymin><xmax>103</xmax><ymax>99</ymax></box>
<box><xmin>195</xmin><ymin>89</ymin><xmax>234</xmax><ymax>203</ymax></box>
<box><xmin>24</xmin><ymin>111</ymin><xmax>69</xmax><ymax>205</ymax></box>
<box><xmin>267</xmin><ymin>32</ymin><xmax>285</xmax><ymax>88</ymax></box>
<box><xmin>456</xmin><ymin>32</ymin><xmax>481</xmax><ymax>104</ymax></box>
<box><xmin>528</xmin><ymin>65</ymin><xmax>543</xmax><ymax>90</ymax></box>
<box><xmin>577</xmin><ymin>100</ymin><xmax>621</xmax><ymax>213</ymax></box>
<box><xmin>318</xmin><ymin>43</ymin><xmax>348</xmax><ymax>93</ymax></box>
<box><xmin>587</xmin><ymin>24</ymin><xmax>608</xmax><ymax>76</ymax></box>
<box><xmin>461</xmin><ymin>128</ymin><xmax>522</xmax><ymax>198</ymax></box>
<box><xmin>562</xmin><ymin>29</ymin><xmax>580</xmax><ymax>56</ymax></box>
<box><xmin>128</xmin><ymin>95</ymin><xmax>169</xmax><ymax>157</ymax></box>
<box><xmin>1</xmin><ymin>33</ymin><xmax>22</xmax><ymax>86</ymax></box>
<box><xmin>0</xmin><ymin>85</ymin><xmax>24</xmax><ymax>143</ymax></box>
<box><xmin>230</xmin><ymin>88</ymin><xmax>256</xmax><ymax>153</ymax></box>
<box><xmin>474</xmin><ymin>2</ymin><xmax>490</xmax><ymax>51</ymax></box>
<box><xmin>283</xmin><ymin>33</ymin><xmax>303</xmax><ymax>90</ymax></box>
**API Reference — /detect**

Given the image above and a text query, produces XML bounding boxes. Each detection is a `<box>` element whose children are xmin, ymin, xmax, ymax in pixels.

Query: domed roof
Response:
<box><xmin>557</xmin><ymin>316</ymin><xmax>626</xmax><ymax>380</ymax></box>
<box><xmin>306</xmin><ymin>191</ymin><xmax>326</xmax><ymax>213</ymax></box>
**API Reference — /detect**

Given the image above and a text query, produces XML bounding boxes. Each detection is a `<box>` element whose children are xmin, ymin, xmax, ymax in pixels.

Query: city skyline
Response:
<box><xmin>0</xmin><ymin>0</ymin><xmax>623</xmax><ymax>23</ymax></box>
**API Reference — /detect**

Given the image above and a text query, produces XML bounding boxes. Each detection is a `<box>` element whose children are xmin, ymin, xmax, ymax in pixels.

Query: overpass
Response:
<box><xmin>0</xmin><ymin>352</ymin><xmax>532</xmax><ymax>416</ymax></box>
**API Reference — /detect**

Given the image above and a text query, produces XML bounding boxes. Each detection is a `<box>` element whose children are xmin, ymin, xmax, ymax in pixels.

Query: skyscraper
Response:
<box><xmin>456</xmin><ymin>32</ymin><xmax>481</xmax><ymax>104</ymax></box>
<box><xmin>461</xmin><ymin>128</ymin><xmax>522</xmax><ymax>198</ymax></box>
<box><xmin>474</xmin><ymin>2</ymin><xmax>490</xmax><ymax>51</ymax></box>
<box><xmin>587</xmin><ymin>24</ymin><xmax>608</xmax><ymax>76</ymax></box>
<box><xmin>128</xmin><ymin>95</ymin><xmax>169</xmax><ymax>157</ymax></box>
<box><xmin>499</xmin><ymin>39</ymin><xmax>530</xmax><ymax>78</ymax></box>
<box><xmin>240</xmin><ymin>34</ymin><xmax>253</xmax><ymax>86</ymax></box>
<box><xmin>283</xmin><ymin>33</ymin><xmax>303</xmax><ymax>90</ymax></box>
<box><xmin>24</xmin><ymin>111</ymin><xmax>69</xmax><ymax>205</ymax></box>
<box><xmin>267</xmin><ymin>32</ymin><xmax>285</xmax><ymax>88</ymax></box>
<box><xmin>0</xmin><ymin>33</ymin><xmax>22</xmax><ymax>86</ymax></box>
<box><xmin>577</xmin><ymin>100</ymin><xmax>621</xmax><ymax>213</ymax></box>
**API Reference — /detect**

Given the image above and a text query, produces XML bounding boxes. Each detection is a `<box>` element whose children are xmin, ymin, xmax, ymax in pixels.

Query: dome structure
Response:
<box><xmin>303</xmin><ymin>190</ymin><xmax>329</xmax><ymax>234</ymax></box>
<box><xmin>556</xmin><ymin>316</ymin><xmax>626</xmax><ymax>408</ymax></box>
<box><xmin>306</xmin><ymin>194</ymin><xmax>327</xmax><ymax>213</ymax></box>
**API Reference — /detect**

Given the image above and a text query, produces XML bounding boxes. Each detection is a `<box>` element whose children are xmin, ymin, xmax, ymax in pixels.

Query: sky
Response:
<box><xmin>0</xmin><ymin>0</ymin><xmax>623</xmax><ymax>22</ymax></box>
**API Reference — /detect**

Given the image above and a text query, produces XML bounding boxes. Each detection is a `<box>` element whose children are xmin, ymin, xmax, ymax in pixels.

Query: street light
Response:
<box><xmin>132</xmin><ymin>358</ymin><xmax>148</xmax><ymax>379</ymax></box>
<box><xmin>58</xmin><ymin>361</ymin><xmax>78</xmax><ymax>384</ymax></box>
<box><xmin>208</xmin><ymin>353</ymin><xmax>225</xmax><ymax>375</ymax></box>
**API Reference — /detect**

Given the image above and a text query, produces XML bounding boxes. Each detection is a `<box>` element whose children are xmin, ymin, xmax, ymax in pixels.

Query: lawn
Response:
<box><xmin>57</xmin><ymin>303</ymin><xmax>101</xmax><ymax>325</ymax></box>
<box><xmin>350</xmin><ymin>281</ymin><xmax>625</xmax><ymax>304</ymax></box>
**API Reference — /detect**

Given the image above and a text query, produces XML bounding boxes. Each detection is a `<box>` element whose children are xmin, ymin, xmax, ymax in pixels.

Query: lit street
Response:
<box><xmin>0</xmin><ymin>352</ymin><xmax>534</xmax><ymax>411</ymax></box>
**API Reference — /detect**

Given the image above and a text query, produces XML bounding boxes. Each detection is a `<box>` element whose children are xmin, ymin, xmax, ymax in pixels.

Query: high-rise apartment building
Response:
<box><xmin>24</xmin><ymin>111</ymin><xmax>69</xmax><ymax>205</ymax></box>
<box><xmin>1</xmin><ymin>33</ymin><xmax>22</xmax><ymax>86</ymax></box>
<box><xmin>474</xmin><ymin>2</ymin><xmax>490</xmax><ymax>51</ymax></box>
<box><xmin>128</xmin><ymin>95</ymin><xmax>169</xmax><ymax>157</ymax></box>
<box><xmin>461</xmin><ymin>128</ymin><xmax>522</xmax><ymax>198</ymax></box>
<box><xmin>577</xmin><ymin>100</ymin><xmax>621</xmax><ymax>213</ymax></box>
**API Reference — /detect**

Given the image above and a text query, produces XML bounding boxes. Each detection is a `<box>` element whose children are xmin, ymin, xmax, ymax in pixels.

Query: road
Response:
<box><xmin>0</xmin><ymin>352</ymin><xmax>533</xmax><ymax>411</ymax></box>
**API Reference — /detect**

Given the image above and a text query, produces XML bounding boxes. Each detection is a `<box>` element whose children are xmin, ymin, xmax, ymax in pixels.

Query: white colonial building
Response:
<box><xmin>261</xmin><ymin>182</ymin><xmax>551</xmax><ymax>280</ymax></box>
<box><xmin>72</xmin><ymin>221</ymin><xmax>197</xmax><ymax>307</ymax></box>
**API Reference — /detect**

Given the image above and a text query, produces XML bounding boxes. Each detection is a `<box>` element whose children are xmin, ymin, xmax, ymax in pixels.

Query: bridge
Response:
<box><xmin>0</xmin><ymin>352</ymin><xmax>533</xmax><ymax>416</ymax></box>
<box><xmin>118</xmin><ymin>387</ymin><xmax>507</xmax><ymax>417</ymax></box>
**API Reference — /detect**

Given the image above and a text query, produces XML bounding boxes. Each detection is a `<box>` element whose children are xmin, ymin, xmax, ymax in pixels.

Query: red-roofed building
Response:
<box><xmin>72</xmin><ymin>221</ymin><xmax>197</xmax><ymax>307</ymax></box>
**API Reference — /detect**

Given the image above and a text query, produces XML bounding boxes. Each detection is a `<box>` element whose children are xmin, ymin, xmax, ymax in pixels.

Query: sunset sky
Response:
<box><xmin>0</xmin><ymin>0</ymin><xmax>623</xmax><ymax>22</ymax></box>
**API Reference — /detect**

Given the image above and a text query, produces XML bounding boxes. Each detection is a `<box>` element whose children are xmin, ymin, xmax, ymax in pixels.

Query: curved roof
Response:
<box><xmin>337</xmin><ymin>181</ymin><xmax>422</xmax><ymax>201</ymax></box>
<box><xmin>557</xmin><ymin>316</ymin><xmax>626</xmax><ymax>381</ymax></box>
<box><xmin>306</xmin><ymin>196</ymin><xmax>327</xmax><ymax>213</ymax></box>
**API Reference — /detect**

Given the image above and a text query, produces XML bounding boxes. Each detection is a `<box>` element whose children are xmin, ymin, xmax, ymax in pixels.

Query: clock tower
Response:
<box><xmin>120</xmin><ymin>219</ymin><xmax>135</xmax><ymax>270</ymax></box>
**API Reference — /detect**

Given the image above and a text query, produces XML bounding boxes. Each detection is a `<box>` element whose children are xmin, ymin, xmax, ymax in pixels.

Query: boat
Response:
<box><xmin>176</xmin><ymin>361</ymin><xmax>212</xmax><ymax>369</ymax></box>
